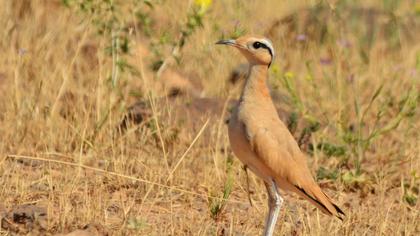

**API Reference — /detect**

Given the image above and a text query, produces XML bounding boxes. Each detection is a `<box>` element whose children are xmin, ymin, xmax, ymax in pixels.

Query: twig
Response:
<box><xmin>6</xmin><ymin>154</ymin><xmax>246</xmax><ymax>204</ymax></box>
<box><xmin>156</xmin><ymin>39</ymin><xmax>180</xmax><ymax>78</ymax></box>
<box><xmin>166</xmin><ymin>118</ymin><xmax>210</xmax><ymax>181</ymax></box>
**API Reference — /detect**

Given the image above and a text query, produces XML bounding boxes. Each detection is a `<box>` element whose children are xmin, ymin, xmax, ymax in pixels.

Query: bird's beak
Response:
<box><xmin>216</xmin><ymin>39</ymin><xmax>243</xmax><ymax>48</ymax></box>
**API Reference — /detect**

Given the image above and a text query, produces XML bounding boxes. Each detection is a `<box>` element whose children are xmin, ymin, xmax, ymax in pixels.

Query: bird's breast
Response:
<box><xmin>227</xmin><ymin>106</ymin><xmax>273</xmax><ymax>182</ymax></box>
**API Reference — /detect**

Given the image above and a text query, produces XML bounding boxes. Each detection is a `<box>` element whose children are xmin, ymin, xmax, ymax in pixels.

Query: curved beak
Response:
<box><xmin>215</xmin><ymin>39</ymin><xmax>237</xmax><ymax>46</ymax></box>
<box><xmin>216</xmin><ymin>39</ymin><xmax>247</xmax><ymax>51</ymax></box>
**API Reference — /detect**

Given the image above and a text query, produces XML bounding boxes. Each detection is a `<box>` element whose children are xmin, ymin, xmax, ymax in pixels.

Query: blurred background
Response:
<box><xmin>0</xmin><ymin>0</ymin><xmax>419</xmax><ymax>235</ymax></box>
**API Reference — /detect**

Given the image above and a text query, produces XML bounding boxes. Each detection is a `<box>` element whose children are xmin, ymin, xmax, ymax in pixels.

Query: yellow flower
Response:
<box><xmin>415</xmin><ymin>3</ymin><xmax>420</xmax><ymax>15</ymax></box>
<box><xmin>284</xmin><ymin>71</ymin><xmax>294</xmax><ymax>79</ymax></box>
<box><xmin>270</xmin><ymin>64</ymin><xmax>280</xmax><ymax>73</ymax></box>
<box><xmin>195</xmin><ymin>0</ymin><xmax>212</xmax><ymax>12</ymax></box>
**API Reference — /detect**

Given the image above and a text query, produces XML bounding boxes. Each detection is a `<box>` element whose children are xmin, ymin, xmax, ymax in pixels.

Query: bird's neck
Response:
<box><xmin>240</xmin><ymin>64</ymin><xmax>271</xmax><ymax>102</ymax></box>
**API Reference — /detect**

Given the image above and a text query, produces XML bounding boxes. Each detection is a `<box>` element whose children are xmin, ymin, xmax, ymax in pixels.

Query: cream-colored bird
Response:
<box><xmin>216</xmin><ymin>36</ymin><xmax>344</xmax><ymax>235</ymax></box>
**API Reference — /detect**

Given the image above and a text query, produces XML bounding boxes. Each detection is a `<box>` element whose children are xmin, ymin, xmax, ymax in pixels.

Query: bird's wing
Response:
<box><xmin>242</xmin><ymin>117</ymin><xmax>345</xmax><ymax>219</ymax></box>
<box><xmin>243</xmin><ymin>118</ymin><xmax>308</xmax><ymax>184</ymax></box>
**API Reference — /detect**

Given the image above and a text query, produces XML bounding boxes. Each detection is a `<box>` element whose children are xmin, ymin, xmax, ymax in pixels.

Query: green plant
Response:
<box><xmin>155</xmin><ymin>0</ymin><xmax>212</xmax><ymax>76</ymax></box>
<box><xmin>343</xmin><ymin>86</ymin><xmax>418</xmax><ymax>174</ymax></box>
<box><xmin>403</xmin><ymin>170</ymin><xmax>419</xmax><ymax>206</ymax></box>
<box><xmin>209</xmin><ymin>154</ymin><xmax>234</xmax><ymax>220</ymax></box>
<box><xmin>317</xmin><ymin>166</ymin><xmax>339</xmax><ymax>181</ymax></box>
<box><xmin>62</xmin><ymin>0</ymin><xmax>150</xmax><ymax>87</ymax></box>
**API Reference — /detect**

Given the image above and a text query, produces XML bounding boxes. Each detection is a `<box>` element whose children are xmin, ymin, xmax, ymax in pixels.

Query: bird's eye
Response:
<box><xmin>253</xmin><ymin>42</ymin><xmax>262</xmax><ymax>49</ymax></box>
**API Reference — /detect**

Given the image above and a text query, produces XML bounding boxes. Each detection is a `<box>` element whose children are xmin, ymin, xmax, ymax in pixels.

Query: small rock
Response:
<box><xmin>1</xmin><ymin>204</ymin><xmax>48</xmax><ymax>234</ymax></box>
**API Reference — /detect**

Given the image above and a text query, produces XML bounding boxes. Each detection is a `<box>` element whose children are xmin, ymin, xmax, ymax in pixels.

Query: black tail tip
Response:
<box><xmin>333</xmin><ymin>203</ymin><xmax>345</xmax><ymax>221</ymax></box>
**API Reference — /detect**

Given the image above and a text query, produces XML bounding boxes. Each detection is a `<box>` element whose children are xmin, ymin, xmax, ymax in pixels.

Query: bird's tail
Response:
<box><xmin>292</xmin><ymin>183</ymin><xmax>345</xmax><ymax>220</ymax></box>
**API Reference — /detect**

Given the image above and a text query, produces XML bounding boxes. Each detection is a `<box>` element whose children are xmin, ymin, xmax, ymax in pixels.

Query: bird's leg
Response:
<box><xmin>242</xmin><ymin>165</ymin><xmax>254</xmax><ymax>206</ymax></box>
<box><xmin>263</xmin><ymin>179</ymin><xmax>283</xmax><ymax>236</ymax></box>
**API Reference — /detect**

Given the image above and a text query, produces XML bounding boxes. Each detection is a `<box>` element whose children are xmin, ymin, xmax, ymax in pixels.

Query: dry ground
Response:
<box><xmin>0</xmin><ymin>0</ymin><xmax>419</xmax><ymax>235</ymax></box>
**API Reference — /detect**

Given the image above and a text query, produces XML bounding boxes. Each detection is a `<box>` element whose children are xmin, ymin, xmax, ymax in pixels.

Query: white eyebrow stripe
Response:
<box><xmin>259</xmin><ymin>38</ymin><xmax>275</xmax><ymax>60</ymax></box>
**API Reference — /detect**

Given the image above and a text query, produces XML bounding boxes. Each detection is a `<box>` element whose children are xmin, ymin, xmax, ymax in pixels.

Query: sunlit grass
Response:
<box><xmin>0</xmin><ymin>0</ymin><xmax>419</xmax><ymax>235</ymax></box>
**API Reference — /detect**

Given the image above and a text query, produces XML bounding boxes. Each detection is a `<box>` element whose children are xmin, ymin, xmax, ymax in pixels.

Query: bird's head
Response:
<box><xmin>216</xmin><ymin>35</ymin><xmax>275</xmax><ymax>67</ymax></box>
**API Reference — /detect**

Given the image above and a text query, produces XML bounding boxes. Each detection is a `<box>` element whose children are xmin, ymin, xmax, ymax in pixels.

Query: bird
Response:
<box><xmin>216</xmin><ymin>36</ymin><xmax>344</xmax><ymax>236</ymax></box>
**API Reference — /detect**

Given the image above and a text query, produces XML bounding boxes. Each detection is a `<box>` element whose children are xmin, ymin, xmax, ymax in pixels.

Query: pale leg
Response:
<box><xmin>263</xmin><ymin>179</ymin><xmax>283</xmax><ymax>236</ymax></box>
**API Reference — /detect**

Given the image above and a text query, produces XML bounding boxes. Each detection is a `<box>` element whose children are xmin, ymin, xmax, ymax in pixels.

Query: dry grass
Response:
<box><xmin>0</xmin><ymin>0</ymin><xmax>419</xmax><ymax>235</ymax></box>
